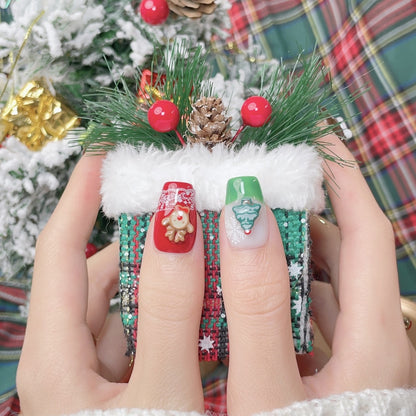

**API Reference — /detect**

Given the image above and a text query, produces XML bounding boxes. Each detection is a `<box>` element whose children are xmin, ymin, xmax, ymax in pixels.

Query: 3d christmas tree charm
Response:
<box><xmin>232</xmin><ymin>198</ymin><xmax>261</xmax><ymax>235</ymax></box>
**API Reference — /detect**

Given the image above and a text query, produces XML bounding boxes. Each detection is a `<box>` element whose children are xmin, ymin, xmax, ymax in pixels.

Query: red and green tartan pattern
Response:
<box><xmin>199</xmin><ymin>211</ymin><xmax>228</xmax><ymax>361</ymax></box>
<box><xmin>0</xmin><ymin>281</ymin><xmax>26</xmax><ymax>415</ymax></box>
<box><xmin>202</xmin><ymin>363</ymin><xmax>228</xmax><ymax>415</ymax></box>
<box><xmin>216</xmin><ymin>0</ymin><xmax>416</xmax><ymax>294</ymax></box>
<box><xmin>119</xmin><ymin>209</ymin><xmax>312</xmax><ymax>361</ymax></box>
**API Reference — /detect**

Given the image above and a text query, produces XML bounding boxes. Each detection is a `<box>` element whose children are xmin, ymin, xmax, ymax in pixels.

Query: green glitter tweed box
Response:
<box><xmin>101</xmin><ymin>142</ymin><xmax>325</xmax><ymax>361</ymax></box>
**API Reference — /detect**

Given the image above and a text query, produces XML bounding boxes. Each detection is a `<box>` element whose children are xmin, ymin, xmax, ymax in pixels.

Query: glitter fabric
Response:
<box><xmin>119</xmin><ymin>209</ymin><xmax>312</xmax><ymax>360</ymax></box>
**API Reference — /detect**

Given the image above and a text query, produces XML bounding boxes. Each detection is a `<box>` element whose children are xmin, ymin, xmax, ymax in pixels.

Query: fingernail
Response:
<box><xmin>154</xmin><ymin>182</ymin><xmax>197</xmax><ymax>253</ymax></box>
<box><xmin>224</xmin><ymin>176</ymin><xmax>268</xmax><ymax>248</ymax></box>
<box><xmin>315</xmin><ymin>215</ymin><xmax>329</xmax><ymax>226</ymax></box>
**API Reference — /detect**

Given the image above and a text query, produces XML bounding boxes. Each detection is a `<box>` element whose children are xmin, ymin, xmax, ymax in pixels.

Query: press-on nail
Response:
<box><xmin>224</xmin><ymin>176</ymin><xmax>268</xmax><ymax>249</ymax></box>
<box><xmin>154</xmin><ymin>182</ymin><xmax>197</xmax><ymax>253</ymax></box>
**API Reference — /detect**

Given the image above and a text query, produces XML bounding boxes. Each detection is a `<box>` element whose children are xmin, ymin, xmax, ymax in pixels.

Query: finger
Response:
<box><xmin>316</xmin><ymin>134</ymin><xmax>410</xmax><ymax>390</ymax></box>
<box><xmin>310</xmin><ymin>280</ymin><xmax>339</xmax><ymax>348</ymax></box>
<box><xmin>87</xmin><ymin>242</ymin><xmax>120</xmax><ymax>337</ymax></box>
<box><xmin>87</xmin><ymin>242</ymin><xmax>129</xmax><ymax>382</ymax></box>
<box><xmin>310</xmin><ymin>215</ymin><xmax>341</xmax><ymax>298</ymax></box>
<box><xmin>321</xmin><ymin>135</ymin><xmax>403</xmax><ymax>326</ymax></box>
<box><xmin>124</xmin><ymin>182</ymin><xmax>204</xmax><ymax>412</ymax></box>
<box><xmin>220</xmin><ymin>177</ymin><xmax>305</xmax><ymax>416</ymax></box>
<box><xmin>95</xmin><ymin>312</ymin><xmax>131</xmax><ymax>382</ymax></box>
<box><xmin>30</xmin><ymin>153</ymin><xmax>104</xmax><ymax>331</ymax></box>
<box><xmin>18</xmin><ymin>154</ymin><xmax>105</xmax><ymax>409</ymax></box>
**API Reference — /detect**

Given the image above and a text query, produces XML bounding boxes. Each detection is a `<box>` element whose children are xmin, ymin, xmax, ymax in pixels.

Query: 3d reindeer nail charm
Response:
<box><xmin>154</xmin><ymin>182</ymin><xmax>197</xmax><ymax>253</ymax></box>
<box><xmin>162</xmin><ymin>204</ymin><xmax>194</xmax><ymax>242</ymax></box>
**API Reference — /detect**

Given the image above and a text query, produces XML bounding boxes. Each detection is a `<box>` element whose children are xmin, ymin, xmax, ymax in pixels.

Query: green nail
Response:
<box><xmin>225</xmin><ymin>176</ymin><xmax>264</xmax><ymax>205</ymax></box>
<box><xmin>224</xmin><ymin>176</ymin><xmax>267</xmax><ymax>247</ymax></box>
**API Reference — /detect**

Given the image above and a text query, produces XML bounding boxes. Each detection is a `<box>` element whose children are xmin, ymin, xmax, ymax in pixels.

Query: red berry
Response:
<box><xmin>148</xmin><ymin>100</ymin><xmax>180</xmax><ymax>133</ymax></box>
<box><xmin>85</xmin><ymin>243</ymin><xmax>98</xmax><ymax>258</ymax></box>
<box><xmin>241</xmin><ymin>96</ymin><xmax>272</xmax><ymax>127</ymax></box>
<box><xmin>139</xmin><ymin>0</ymin><xmax>169</xmax><ymax>25</ymax></box>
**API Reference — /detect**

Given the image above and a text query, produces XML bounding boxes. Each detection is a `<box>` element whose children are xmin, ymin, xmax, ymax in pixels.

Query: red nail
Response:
<box><xmin>154</xmin><ymin>182</ymin><xmax>197</xmax><ymax>253</ymax></box>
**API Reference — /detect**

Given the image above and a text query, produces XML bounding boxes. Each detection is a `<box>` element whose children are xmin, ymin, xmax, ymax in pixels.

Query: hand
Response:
<box><xmin>17</xmin><ymin>154</ymin><xmax>206</xmax><ymax>415</ymax></box>
<box><xmin>218</xmin><ymin>134</ymin><xmax>416</xmax><ymax>415</ymax></box>
<box><xmin>17</xmin><ymin>135</ymin><xmax>416</xmax><ymax>416</ymax></box>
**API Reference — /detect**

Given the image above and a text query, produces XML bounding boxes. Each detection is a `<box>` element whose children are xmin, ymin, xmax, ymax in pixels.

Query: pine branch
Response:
<box><xmin>236</xmin><ymin>53</ymin><xmax>356</xmax><ymax>164</ymax></box>
<box><xmin>81</xmin><ymin>41</ymin><xmax>213</xmax><ymax>152</ymax></box>
<box><xmin>81</xmin><ymin>42</ymin><xmax>358</xmax><ymax>164</ymax></box>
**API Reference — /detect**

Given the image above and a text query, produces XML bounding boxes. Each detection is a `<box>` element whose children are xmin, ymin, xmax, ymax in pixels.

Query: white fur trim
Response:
<box><xmin>101</xmin><ymin>143</ymin><xmax>324</xmax><ymax>218</ymax></box>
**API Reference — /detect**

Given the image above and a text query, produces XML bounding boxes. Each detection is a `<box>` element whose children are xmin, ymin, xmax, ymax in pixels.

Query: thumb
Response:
<box><xmin>220</xmin><ymin>176</ymin><xmax>305</xmax><ymax>416</ymax></box>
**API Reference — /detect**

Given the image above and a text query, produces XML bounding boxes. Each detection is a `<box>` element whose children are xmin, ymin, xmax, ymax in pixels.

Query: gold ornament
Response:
<box><xmin>167</xmin><ymin>0</ymin><xmax>216</xmax><ymax>19</ymax></box>
<box><xmin>0</xmin><ymin>80</ymin><xmax>80</xmax><ymax>151</ymax></box>
<box><xmin>137</xmin><ymin>69</ymin><xmax>166</xmax><ymax>104</ymax></box>
<box><xmin>0</xmin><ymin>119</ymin><xmax>12</xmax><ymax>145</ymax></box>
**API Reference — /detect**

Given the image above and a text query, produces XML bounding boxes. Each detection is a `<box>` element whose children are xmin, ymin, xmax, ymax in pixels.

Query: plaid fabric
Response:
<box><xmin>203</xmin><ymin>363</ymin><xmax>228</xmax><ymax>415</ymax></box>
<box><xmin>221</xmin><ymin>0</ymin><xmax>416</xmax><ymax>295</ymax></box>
<box><xmin>0</xmin><ymin>281</ymin><xmax>26</xmax><ymax>416</ymax></box>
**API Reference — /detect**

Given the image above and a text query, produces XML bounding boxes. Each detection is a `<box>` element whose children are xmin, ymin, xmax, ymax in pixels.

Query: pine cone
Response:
<box><xmin>167</xmin><ymin>0</ymin><xmax>216</xmax><ymax>19</ymax></box>
<box><xmin>187</xmin><ymin>97</ymin><xmax>232</xmax><ymax>148</ymax></box>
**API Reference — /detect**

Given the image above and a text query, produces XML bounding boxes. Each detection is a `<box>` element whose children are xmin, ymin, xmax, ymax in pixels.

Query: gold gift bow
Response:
<box><xmin>1</xmin><ymin>79</ymin><xmax>80</xmax><ymax>150</ymax></box>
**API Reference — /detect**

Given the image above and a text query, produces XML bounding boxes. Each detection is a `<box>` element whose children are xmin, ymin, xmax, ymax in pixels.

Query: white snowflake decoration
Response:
<box><xmin>288</xmin><ymin>261</ymin><xmax>303</xmax><ymax>279</ymax></box>
<box><xmin>199</xmin><ymin>334</ymin><xmax>214</xmax><ymax>353</ymax></box>
<box><xmin>291</xmin><ymin>296</ymin><xmax>303</xmax><ymax>316</ymax></box>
